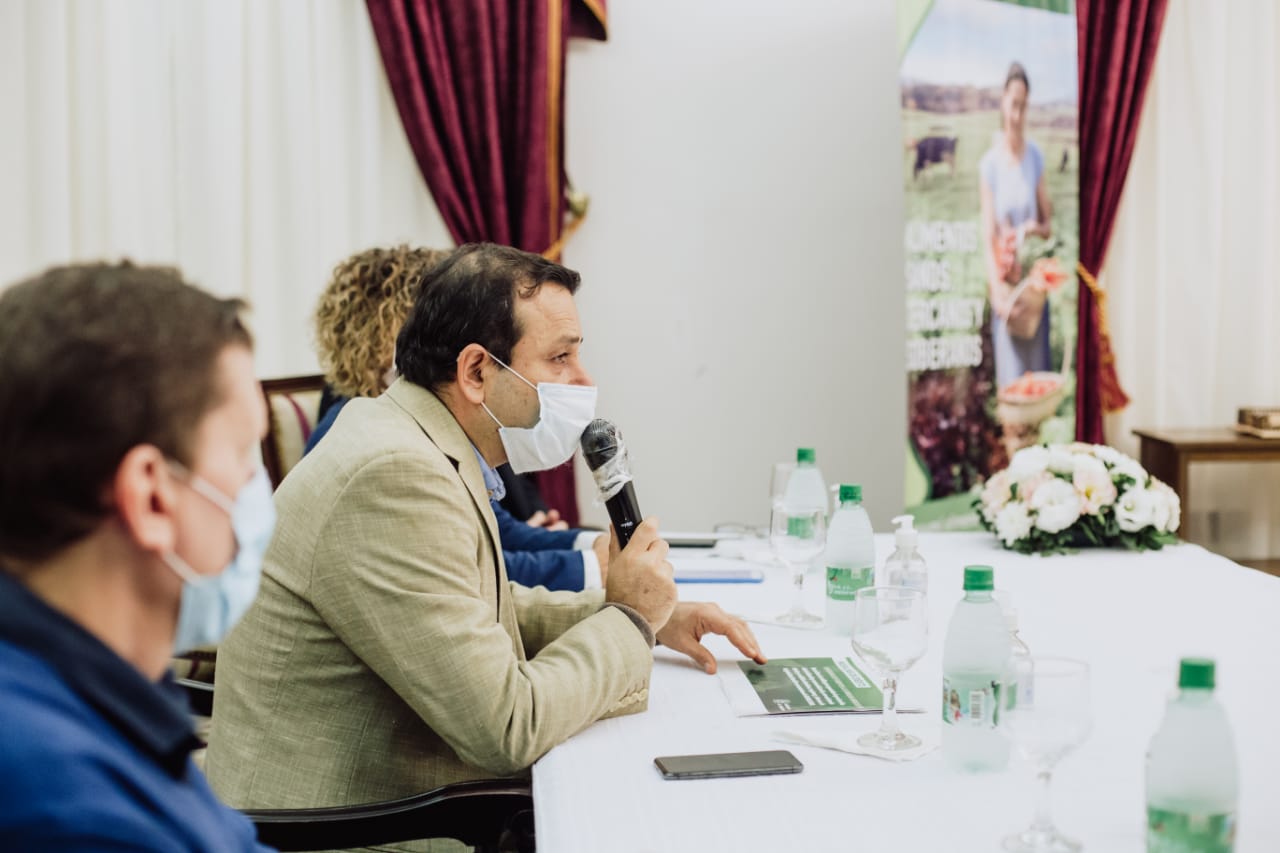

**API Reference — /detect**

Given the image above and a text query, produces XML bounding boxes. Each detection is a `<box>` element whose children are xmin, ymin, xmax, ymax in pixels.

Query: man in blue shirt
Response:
<box><xmin>0</xmin><ymin>263</ymin><xmax>273</xmax><ymax>851</ymax></box>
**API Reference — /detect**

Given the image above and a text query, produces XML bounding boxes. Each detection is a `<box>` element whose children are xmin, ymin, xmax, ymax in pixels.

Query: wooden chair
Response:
<box><xmin>259</xmin><ymin>374</ymin><xmax>327</xmax><ymax>489</ymax></box>
<box><xmin>244</xmin><ymin>781</ymin><xmax>534</xmax><ymax>852</ymax></box>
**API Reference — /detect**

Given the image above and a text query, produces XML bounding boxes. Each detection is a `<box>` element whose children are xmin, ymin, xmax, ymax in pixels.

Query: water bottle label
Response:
<box><xmin>1146</xmin><ymin>808</ymin><xmax>1234</xmax><ymax>852</ymax></box>
<box><xmin>788</xmin><ymin>516</ymin><xmax>815</xmax><ymax>538</ymax></box>
<box><xmin>826</xmin><ymin>566</ymin><xmax>873</xmax><ymax>601</ymax></box>
<box><xmin>942</xmin><ymin>675</ymin><xmax>1004</xmax><ymax>728</ymax></box>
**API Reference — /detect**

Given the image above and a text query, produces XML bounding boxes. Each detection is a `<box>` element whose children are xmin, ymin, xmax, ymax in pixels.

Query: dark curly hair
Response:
<box><xmin>313</xmin><ymin>246</ymin><xmax>451</xmax><ymax>398</ymax></box>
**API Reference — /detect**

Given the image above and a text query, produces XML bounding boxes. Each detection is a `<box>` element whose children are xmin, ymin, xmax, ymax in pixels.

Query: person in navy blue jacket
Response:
<box><xmin>307</xmin><ymin>246</ymin><xmax>607</xmax><ymax>591</ymax></box>
<box><xmin>0</xmin><ymin>263</ymin><xmax>272</xmax><ymax>850</ymax></box>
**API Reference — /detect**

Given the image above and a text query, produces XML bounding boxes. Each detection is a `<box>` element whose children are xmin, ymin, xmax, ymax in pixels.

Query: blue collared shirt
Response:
<box><xmin>0</xmin><ymin>571</ymin><xmax>269</xmax><ymax>851</ymax></box>
<box><xmin>472</xmin><ymin>445</ymin><xmax>507</xmax><ymax>502</ymax></box>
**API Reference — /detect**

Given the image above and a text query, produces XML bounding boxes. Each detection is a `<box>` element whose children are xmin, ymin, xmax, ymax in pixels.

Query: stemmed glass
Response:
<box><xmin>769</xmin><ymin>503</ymin><xmax>826</xmax><ymax>626</ymax></box>
<box><xmin>768</xmin><ymin>462</ymin><xmax>795</xmax><ymax>507</ymax></box>
<box><xmin>850</xmin><ymin>587</ymin><xmax>929</xmax><ymax>751</ymax></box>
<box><xmin>1002</xmin><ymin>657</ymin><xmax>1092</xmax><ymax>852</ymax></box>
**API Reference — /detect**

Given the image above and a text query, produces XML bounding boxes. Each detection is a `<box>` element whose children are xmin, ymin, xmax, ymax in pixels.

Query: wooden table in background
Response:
<box><xmin>1132</xmin><ymin>427</ymin><xmax>1280</xmax><ymax>541</ymax></box>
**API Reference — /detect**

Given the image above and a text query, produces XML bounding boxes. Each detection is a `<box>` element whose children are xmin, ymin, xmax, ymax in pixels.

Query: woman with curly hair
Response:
<box><xmin>304</xmin><ymin>245</ymin><xmax>609</xmax><ymax>592</ymax></box>
<box><xmin>311</xmin><ymin>245</ymin><xmax>447</xmax><ymax>429</ymax></box>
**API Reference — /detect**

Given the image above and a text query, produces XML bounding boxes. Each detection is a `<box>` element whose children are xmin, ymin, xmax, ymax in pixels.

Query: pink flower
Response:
<box><xmin>1073</xmin><ymin>455</ymin><xmax>1117</xmax><ymax>516</ymax></box>
<box><xmin>1018</xmin><ymin>470</ymin><xmax>1054</xmax><ymax>504</ymax></box>
<box><xmin>981</xmin><ymin>470</ymin><xmax>1012</xmax><ymax>521</ymax></box>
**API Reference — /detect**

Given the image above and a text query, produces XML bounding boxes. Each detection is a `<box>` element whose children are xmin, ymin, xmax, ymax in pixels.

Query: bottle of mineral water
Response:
<box><xmin>881</xmin><ymin>514</ymin><xmax>927</xmax><ymax>593</ymax></box>
<box><xmin>1146</xmin><ymin>658</ymin><xmax>1238</xmax><ymax>852</ymax></box>
<box><xmin>823</xmin><ymin>484</ymin><xmax>875</xmax><ymax>637</ymax></box>
<box><xmin>941</xmin><ymin>566</ymin><xmax>1012</xmax><ymax>771</ymax></box>
<box><xmin>782</xmin><ymin>447</ymin><xmax>828</xmax><ymax>516</ymax></box>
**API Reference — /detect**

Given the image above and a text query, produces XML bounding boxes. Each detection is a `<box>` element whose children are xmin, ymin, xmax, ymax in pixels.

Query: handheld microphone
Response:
<box><xmin>580</xmin><ymin>418</ymin><xmax>642</xmax><ymax>548</ymax></box>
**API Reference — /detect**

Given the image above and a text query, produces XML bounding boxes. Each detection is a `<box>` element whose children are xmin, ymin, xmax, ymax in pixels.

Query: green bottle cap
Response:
<box><xmin>796</xmin><ymin>447</ymin><xmax>816</xmax><ymax>465</ymax></box>
<box><xmin>963</xmin><ymin>565</ymin><xmax>994</xmax><ymax>591</ymax></box>
<box><xmin>1178</xmin><ymin>658</ymin><xmax>1215</xmax><ymax>690</ymax></box>
<box><xmin>839</xmin><ymin>484</ymin><xmax>862</xmax><ymax>502</ymax></box>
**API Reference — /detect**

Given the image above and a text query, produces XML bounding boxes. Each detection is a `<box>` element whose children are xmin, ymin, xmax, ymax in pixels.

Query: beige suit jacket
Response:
<box><xmin>205</xmin><ymin>380</ymin><xmax>652</xmax><ymax>822</ymax></box>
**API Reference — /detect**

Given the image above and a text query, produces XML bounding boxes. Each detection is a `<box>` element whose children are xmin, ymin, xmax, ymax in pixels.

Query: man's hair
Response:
<box><xmin>0</xmin><ymin>262</ymin><xmax>252</xmax><ymax>564</ymax></box>
<box><xmin>395</xmin><ymin>243</ymin><xmax>580</xmax><ymax>390</ymax></box>
<box><xmin>1005</xmin><ymin>61</ymin><xmax>1030</xmax><ymax>94</ymax></box>
<box><xmin>314</xmin><ymin>245</ymin><xmax>450</xmax><ymax>398</ymax></box>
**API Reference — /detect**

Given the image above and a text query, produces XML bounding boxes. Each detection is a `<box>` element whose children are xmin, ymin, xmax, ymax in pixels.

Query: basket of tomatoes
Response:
<box><xmin>997</xmin><ymin>370</ymin><xmax>1067</xmax><ymax>426</ymax></box>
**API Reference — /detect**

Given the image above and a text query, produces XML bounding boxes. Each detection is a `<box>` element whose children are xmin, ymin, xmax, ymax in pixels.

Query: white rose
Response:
<box><xmin>1047</xmin><ymin>445</ymin><xmax>1076</xmax><ymax>475</ymax></box>
<box><xmin>1150</xmin><ymin>480</ymin><xmax>1182</xmax><ymax>533</ymax></box>
<box><xmin>1115</xmin><ymin>487</ymin><xmax>1158</xmax><ymax>533</ymax></box>
<box><xmin>995</xmin><ymin>501</ymin><xmax>1034</xmax><ymax>546</ymax></box>
<box><xmin>1072</xmin><ymin>453</ymin><xmax>1108</xmax><ymax>481</ymax></box>
<box><xmin>1112</xmin><ymin>455</ymin><xmax>1149</xmax><ymax>485</ymax></box>
<box><xmin>1150</xmin><ymin>492</ymin><xmax>1172</xmax><ymax>532</ymax></box>
<box><xmin>1090</xmin><ymin>444</ymin><xmax>1125</xmax><ymax>466</ymax></box>
<box><xmin>1030</xmin><ymin>478</ymin><xmax>1082</xmax><ymax>534</ymax></box>
<box><xmin>1008</xmin><ymin>446</ymin><xmax>1050</xmax><ymax>482</ymax></box>
<box><xmin>1018</xmin><ymin>470</ymin><xmax>1055</xmax><ymax>504</ymax></box>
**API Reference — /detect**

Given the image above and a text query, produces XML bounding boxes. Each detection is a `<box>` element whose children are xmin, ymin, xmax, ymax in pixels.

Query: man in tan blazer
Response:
<box><xmin>205</xmin><ymin>244</ymin><xmax>764</xmax><ymax>831</ymax></box>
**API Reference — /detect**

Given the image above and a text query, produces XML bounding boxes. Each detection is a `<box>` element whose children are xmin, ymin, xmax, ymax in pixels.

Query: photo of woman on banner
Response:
<box><xmin>980</xmin><ymin>61</ymin><xmax>1054</xmax><ymax>390</ymax></box>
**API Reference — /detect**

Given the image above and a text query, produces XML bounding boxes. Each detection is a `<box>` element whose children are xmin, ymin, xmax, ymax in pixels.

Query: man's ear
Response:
<box><xmin>455</xmin><ymin>343</ymin><xmax>492</xmax><ymax>405</ymax></box>
<box><xmin>112</xmin><ymin>445</ymin><xmax>179</xmax><ymax>556</ymax></box>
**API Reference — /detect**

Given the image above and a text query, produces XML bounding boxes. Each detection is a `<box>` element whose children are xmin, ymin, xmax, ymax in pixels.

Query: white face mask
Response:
<box><xmin>162</xmin><ymin>464</ymin><xmax>276</xmax><ymax>653</ymax></box>
<box><xmin>480</xmin><ymin>352</ymin><xmax>597</xmax><ymax>474</ymax></box>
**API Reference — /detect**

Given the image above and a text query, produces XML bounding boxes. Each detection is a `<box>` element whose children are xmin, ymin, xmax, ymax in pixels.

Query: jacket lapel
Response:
<box><xmin>383</xmin><ymin>379</ymin><xmax>504</xmax><ymax>584</ymax></box>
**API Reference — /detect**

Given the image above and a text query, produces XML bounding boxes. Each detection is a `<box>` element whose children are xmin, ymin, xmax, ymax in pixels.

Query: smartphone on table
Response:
<box><xmin>653</xmin><ymin>750</ymin><xmax>803</xmax><ymax>780</ymax></box>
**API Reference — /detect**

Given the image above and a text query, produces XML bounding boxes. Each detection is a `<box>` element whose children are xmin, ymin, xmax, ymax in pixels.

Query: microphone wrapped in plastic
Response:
<box><xmin>580</xmin><ymin>418</ymin><xmax>642</xmax><ymax>548</ymax></box>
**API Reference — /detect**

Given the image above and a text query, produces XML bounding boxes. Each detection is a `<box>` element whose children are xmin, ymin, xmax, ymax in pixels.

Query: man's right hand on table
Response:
<box><xmin>604</xmin><ymin>517</ymin><xmax>676</xmax><ymax>632</ymax></box>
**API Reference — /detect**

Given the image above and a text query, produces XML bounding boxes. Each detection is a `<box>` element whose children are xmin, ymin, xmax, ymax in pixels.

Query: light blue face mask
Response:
<box><xmin>163</xmin><ymin>464</ymin><xmax>276</xmax><ymax>653</ymax></box>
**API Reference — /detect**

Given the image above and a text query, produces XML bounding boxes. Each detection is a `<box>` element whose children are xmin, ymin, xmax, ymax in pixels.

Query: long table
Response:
<box><xmin>532</xmin><ymin>533</ymin><xmax>1280</xmax><ymax>852</ymax></box>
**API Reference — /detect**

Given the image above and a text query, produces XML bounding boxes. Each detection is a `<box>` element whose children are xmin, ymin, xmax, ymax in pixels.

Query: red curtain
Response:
<box><xmin>366</xmin><ymin>0</ymin><xmax>606</xmax><ymax>524</ymax></box>
<box><xmin>1075</xmin><ymin>0</ymin><xmax>1168</xmax><ymax>443</ymax></box>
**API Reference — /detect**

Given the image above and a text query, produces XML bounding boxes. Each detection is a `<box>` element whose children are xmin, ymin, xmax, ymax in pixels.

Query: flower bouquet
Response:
<box><xmin>976</xmin><ymin>443</ymin><xmax>1182</xmax><ymax>554</ymax></box>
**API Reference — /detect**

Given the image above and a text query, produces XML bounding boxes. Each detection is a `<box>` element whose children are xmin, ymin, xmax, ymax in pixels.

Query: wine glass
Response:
<box><xmin>769</xmin><ymin>503</ymin><xmax>825</xmax><ymax>626</ymax></box>
<box><xmin>769</xmin><ymin>462</ymin><xmax>795</xmax><ymax>508</ymax></box>
<box><xmin>850</xmin><ymin>587</ymin><xmax>929</xmax><ymax>751</ymax></box>
<box><xmin>1002</xmin><ymin>657</ymin><xmax>1092</xmax><ymax>852</ymax></box>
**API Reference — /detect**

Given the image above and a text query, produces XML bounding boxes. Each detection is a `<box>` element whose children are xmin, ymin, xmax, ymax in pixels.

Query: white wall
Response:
<box><xmin>563</xmin><ymin>0</ymin><xmax>907</xmax><ymax>531</ymax></box>
<box><xmin>0</xmin><ymin>0</ymin><xmax>452</xmax><ymax>377</ymax></box>
<box><xmin>1</xmin><ymin>0</ymin><xmax>908</xmax><ymax>532</ymax></box>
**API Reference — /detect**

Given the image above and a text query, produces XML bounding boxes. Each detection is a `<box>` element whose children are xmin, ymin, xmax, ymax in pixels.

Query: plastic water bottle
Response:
<box><xmin>941</xmin><ymin>565</ymin><xmax>1012</xmax><ymax>771</ymax></box>
<box><xmin>1146</xmin><ymin>658</ymin><xmax>1238</xmax><ymax>851</ymax></box>
<box><xmin>881</xmin><ymin>514</ymin><xmax>927</xmax><ymax>593</ymax></box>
<box><xmin>782</xmin><ymin>447</ymin><xmax>828</xmax><ymax>516</ymax></box>
<box><xmin>823</xmin><ymin>484</ymin><xmax>875</xmax><ymax>637</ymax></box>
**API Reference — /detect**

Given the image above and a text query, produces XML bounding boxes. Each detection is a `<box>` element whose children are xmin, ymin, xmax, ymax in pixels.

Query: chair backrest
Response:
<box><xmin>171</xmin><ymin>681</ymin><xmax>532</xmax><ymax>852</ymax></box>
<box><xmin>260</xmin><ymin>375</ymin><xmax>327</xmax><ymax>490</ymax></box>
<box><xmin>244</xmin><ymin>780</ymin><xmax>534</xmax><ymax>852</ymax></box>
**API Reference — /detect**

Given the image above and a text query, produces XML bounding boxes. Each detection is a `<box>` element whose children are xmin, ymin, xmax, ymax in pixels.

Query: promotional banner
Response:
<box><xmin>899</xmin><ymin>0</ymin><xmax>1078</xmax><ymax>525</ymax></box>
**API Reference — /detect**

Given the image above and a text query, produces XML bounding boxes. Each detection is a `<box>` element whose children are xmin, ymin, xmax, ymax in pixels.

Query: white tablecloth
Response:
<box><xmin>532</xmin><ymin>533</ymin><xmax>1280</xmax><ymax>852</ymax></box>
